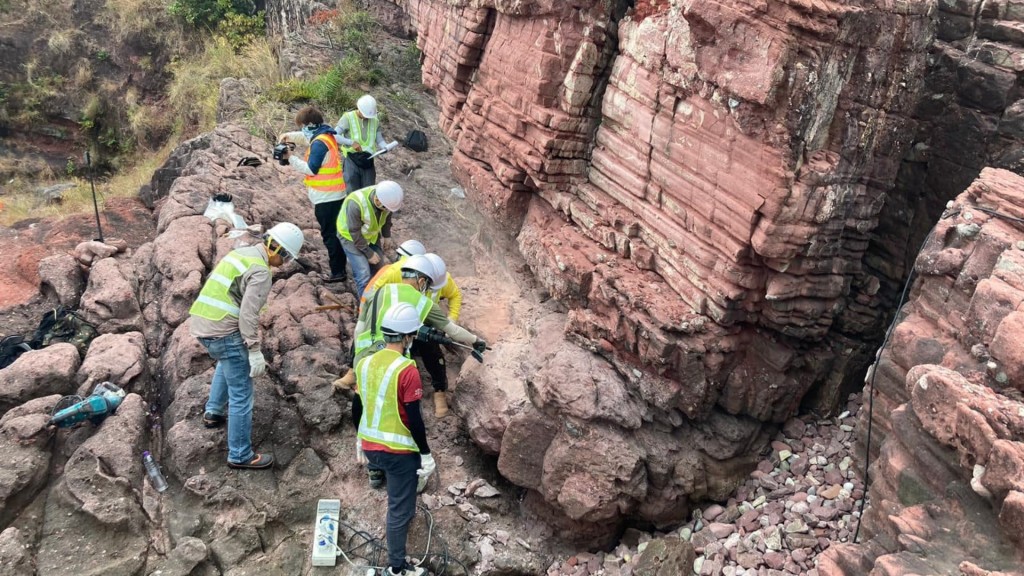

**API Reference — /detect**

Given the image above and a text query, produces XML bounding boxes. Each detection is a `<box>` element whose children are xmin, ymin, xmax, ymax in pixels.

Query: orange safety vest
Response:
<box><xmin>304</xmin><ymin>134</ymin><xmax>346</xmax><ymax>193</ymax></box>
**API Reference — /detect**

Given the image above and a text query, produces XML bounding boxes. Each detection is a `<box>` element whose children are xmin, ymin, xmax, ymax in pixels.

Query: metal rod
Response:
<box><xmin>84</xmin><ymin>151</ymin><xmax>104</xmax><ymax>243</ymax></box>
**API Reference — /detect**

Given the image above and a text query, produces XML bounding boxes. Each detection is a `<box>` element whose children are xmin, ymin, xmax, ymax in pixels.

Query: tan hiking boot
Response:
<box><xmin>333</xmin><ymin>368</ymin><xmax>356</xmax><ymax>391</ymax></box>
<box><xmin>434</xmin><ymin>391</ymin><xmax>449</xmax><ymax>418</ymax></box>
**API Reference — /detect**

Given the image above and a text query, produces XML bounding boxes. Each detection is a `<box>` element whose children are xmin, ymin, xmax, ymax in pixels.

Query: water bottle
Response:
<box><xmin>142</xmin><ymin>451</ymin><xmax>168</xmax><ymax>493</ymax></box>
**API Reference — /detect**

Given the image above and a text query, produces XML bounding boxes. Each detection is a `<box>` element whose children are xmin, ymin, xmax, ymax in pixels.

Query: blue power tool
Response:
<box><xmin>49</xmin><ymin>382</ymin><xmax>126</xmax><ymax>428</ymax></box>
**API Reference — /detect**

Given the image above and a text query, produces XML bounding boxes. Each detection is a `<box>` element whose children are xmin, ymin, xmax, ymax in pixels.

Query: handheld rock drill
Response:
<box><xmin>415</xmin><ymin>326</ymin><xmax>489</xmax><ymax>362</ymax></box>
<box><xmin>49</xmin><ymin>381</ymin><xmax>126</xmax><ymax>428</ymax></box>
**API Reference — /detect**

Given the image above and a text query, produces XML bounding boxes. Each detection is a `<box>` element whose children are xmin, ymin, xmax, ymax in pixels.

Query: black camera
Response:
<box><xmin>273</xmin><ymin>142</ymin><xmax>295</xmax><ymax>165</ymax></box>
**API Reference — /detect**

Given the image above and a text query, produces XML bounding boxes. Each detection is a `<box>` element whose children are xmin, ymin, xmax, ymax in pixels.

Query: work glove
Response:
<box><xmin>473</xmin><ymin>339</ymin><xmax>488</xmax><ymax>354</ymax></box>
<box><xmin>248</xmin><ymin>349</ymin><xmax>267</xmax><ymax>377</ymax></box>
<box><xmin>355</xmin><ymin>439</ymin><xmax>369</xmax><ymax>465</ymax></box>
<box><xmin>418</xmin><ymin>453</ymin><xmax>436</xmax><ymax>479</ymax></box>
<box><xmin>367</xmin><ymin>252</ymin><xmax>382</xmax><ymax>266</ymax></box>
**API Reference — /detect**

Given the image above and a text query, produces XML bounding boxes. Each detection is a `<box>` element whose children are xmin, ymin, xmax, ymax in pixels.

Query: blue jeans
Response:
<box><xmin>199</xmin><ymin>333</ymin><xmax>255</xmax><ymax>464</ymax></box>
<box><xmin>342</xmin><ymin>241</ymin><xmax>384</xmax><ymax>297</ymax></box>
<box><xmin>365</xmin><ymin>450</ymin><xmax>421</xmax><ymax>570</ymax></box>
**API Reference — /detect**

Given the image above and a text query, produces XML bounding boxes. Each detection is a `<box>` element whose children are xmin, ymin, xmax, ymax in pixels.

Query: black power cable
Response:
<box><xmin>852</xmin><ymin>202</ymin><xmax>1024</xmax><ymax>543</ymax></box>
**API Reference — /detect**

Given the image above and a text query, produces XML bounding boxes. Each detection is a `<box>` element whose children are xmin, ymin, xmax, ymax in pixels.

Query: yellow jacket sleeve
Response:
<box><xmin>439</xmin><ymin>274</ymin><xmax>462</xmax><ymax>321</ymax></box>
<box><xmin>371</xmin><ymin>263</ymin><xmax>403</xmax><ymax>292</ymax></box>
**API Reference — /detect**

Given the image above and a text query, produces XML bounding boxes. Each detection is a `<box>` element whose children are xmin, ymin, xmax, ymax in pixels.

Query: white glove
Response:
<box><xmin>355</xmin><ymin>439</ymin><xmax>369</xmax><ymax>465</ymax></box>
<box><xmin>248</xmin><ymin>349</ymin><xmax>266</xmax><ymax>377</ymax></box>
<box><xmin>417</xmin><ymin>453</ymin><xmax>436</xmax><ymax>478</ymax></box>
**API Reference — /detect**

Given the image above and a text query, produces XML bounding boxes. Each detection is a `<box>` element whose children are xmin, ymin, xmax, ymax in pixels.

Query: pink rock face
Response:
<box><xmin>398</xmin><ymin>0</ymin><xmax>934</xmax><ymax>526</ymax></box>
<box><xmin>819</xmin><ymin>169</ymin><xmax>1024</xmax><ymax>572</ymax></box>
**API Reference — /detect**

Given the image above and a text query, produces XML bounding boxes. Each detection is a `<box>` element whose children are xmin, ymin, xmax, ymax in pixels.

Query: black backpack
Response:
<box><xmin>0</xmin><ymin>335</ymin><xmax>33</xmax><ymax>370</ymax></box>
<box><xmin>31</xmin><ymin>306</ymin><xmax>98</xmax><ymax>357</ymax></box>
<box><xmin>404</xmin><ymin>130</ymin><xmax>428</xmax><ymax>152</ymax></box>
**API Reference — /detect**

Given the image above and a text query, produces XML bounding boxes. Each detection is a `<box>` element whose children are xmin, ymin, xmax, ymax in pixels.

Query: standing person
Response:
<box><xmin>338</xmin><ymin>181</ymin><xmax>404</xmax><ymax>297</ymax></box>
<box><xmin>352</xmin><ymin>302</ymin><xmax>435</xmax><ymax>576</ymax></box>
<box><xmin>189</xmin><ymin>223</ymin><xmax>305</xmax><ymax>470</ymax></box>
<box><xmin>278</xmin><ymin>107</ymin><xmax>348</xmax><ymax>283</ymax></box>
<box><xmin>335</xmin><ymin>94</ymin><xmax>389</xmax><ymax>193</ymax></box>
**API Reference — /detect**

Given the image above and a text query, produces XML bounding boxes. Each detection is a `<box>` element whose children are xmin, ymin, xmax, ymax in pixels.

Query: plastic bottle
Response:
<box><xmin>142</xmin><ymin>451</ymin><xmax>168</xmax><ymax>493</ymax></box>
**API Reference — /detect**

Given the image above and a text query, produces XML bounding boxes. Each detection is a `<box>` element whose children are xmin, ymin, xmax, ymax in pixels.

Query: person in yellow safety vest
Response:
<box><xmin>334</xmin><ymin>255</ymin><xmax>486</xmax><ymax>417</ymax></box>
<box><xmin>351</xmin><ymin>302</ymin><xmax>434</xmax><ymax>576</ymax></box>
<box><xmin>189</xmin><ymin>222</ymin><xmax>305</xmax><ymax>470</ymax></box>
<box><xmin>360</xmin><ymin>239</ymin><xmax>427</xmax><ymax>310</ymax></box>
<box><xmin>335</xmin><ymin>94</ymin><xmax>388</xmax><ymax>193</ymax></box>
<box><xmin>277</xmin><ymin>107</ymin><xmax>348</xmax><ymax>284</ymax></box>
<box><xmin>337</xmin><ymin>181</ymin><xmax>404</xmax><ymax>297</ymax></box>
<box><xmin>368</xmin><ymin>252</ymin><xmax>463</xmax><ymax>417</ymax></box>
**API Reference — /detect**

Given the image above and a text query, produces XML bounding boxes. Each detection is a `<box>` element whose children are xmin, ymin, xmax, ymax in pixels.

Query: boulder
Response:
<box><xmin>35</xmin><ymin>394</ymin><xmax>149</xmax><ymax>576</ymax></box>
<box><xmin>0</xmin><ymin>344</ymin><xmax>80</xmax><ymax>416</ymax></box>
<box><xmin>76</xmin><ymin>332</ymin><xmax>147</xmax><ymax>394</ymax></box>
<box><xmin>79</xmin><ymin>257</ymin><xmax>143</xmax><ymax>334</ymax></box>
<box><xmin>0</xmin><ymin>527</ymin><xmax>35</xmax><ymax>576</ymax></box>
<box><xmin>38</xmin><ymin>253</ymin><xmax>85</xmax><ymax>306</ymax></box>
<box><xmin>0</xmin><ymin>395</ymin><xmax>59</xmax><ymax>528</ymax></box>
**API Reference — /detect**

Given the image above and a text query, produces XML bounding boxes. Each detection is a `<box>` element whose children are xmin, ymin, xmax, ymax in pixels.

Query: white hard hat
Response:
<box><xmin>374</xmin><ymin>181</ymin><xmax>404</xmax><ymax>211</ymax></box>
<box><xmin>424</xmin><ymin>253</ymin><xmax>448</xmax><ymax>290</ymax></box>
<box><xmin>381</xmin><ymin>302</ymin><xmax>423</xmax><ymax>336</ymax></box>
<box><xmin>357</xmin><ymin>94</ymin><xmax>378</xmax><ymax>119</ymax></box>
<box><xmin>400</xmin><ymin>254</ymin><xmax>436</xmax><ymax>282</ymax></box>
<box><xmin>265</xmin><ymin>222</ymin><xmax>304</xmax><ymax>260</ymax></box>
<box><xmin>397</xmin><ymin>239</ymin><xmax>426</xmax><ymax>258</ymax></box>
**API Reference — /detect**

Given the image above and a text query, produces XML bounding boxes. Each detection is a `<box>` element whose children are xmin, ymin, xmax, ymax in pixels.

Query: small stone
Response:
<box><xmin>820</xmin><ymin>485</ymin><xmax>842</xmax><ymax>500</ymax></box>
<box><xmin>694</xmin><ymin>556</ymin><xmax>705</xmax><ymax>574</ymax></box>
<box><xmin>778</xmin><ymin>449</ymin><xmax>793</xmax><ymax>462</ymax></box>
<box><xmin>703</xmin><ymin>504</ymin><xmax>725</xmax><ymax>521</ymax></box>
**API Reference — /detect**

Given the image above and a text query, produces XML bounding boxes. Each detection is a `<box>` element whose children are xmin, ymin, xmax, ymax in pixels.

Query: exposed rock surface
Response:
<box><xmin>0</xmin><ymin>344</ymin><xmax>80</xmax><ymax>416</ymax></box>
<box><xmin>390</xmin><ymin>0</ymin><xmax>934</xmax><ymax>526</ymax></box>
<box><xmin>819</xmin><ymin>168</ymin><xmax>1024</xmax><ymax>574</ymax></box>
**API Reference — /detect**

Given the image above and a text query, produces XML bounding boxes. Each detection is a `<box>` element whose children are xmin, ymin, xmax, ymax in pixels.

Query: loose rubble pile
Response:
<box><xmin>546</xmin><ymin>394</ymin><xmax>865</xmax><ymax>576</ymax></box>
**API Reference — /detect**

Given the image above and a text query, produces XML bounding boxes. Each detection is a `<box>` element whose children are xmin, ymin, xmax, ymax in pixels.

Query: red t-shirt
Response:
<box><xmin>362</xmin><ymin>364</ymin><xmax>423</xmax><ymax>453</ymax></box>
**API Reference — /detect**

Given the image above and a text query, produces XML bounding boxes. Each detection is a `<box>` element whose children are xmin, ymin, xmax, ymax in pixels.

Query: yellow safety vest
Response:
<box><xmin>357</xmin><ymin>348</ymin><xmax>418</xmax><ymax>452</ymax></box>
<box><xmin>189</xmin><ymin>251</ymin><xmax>268</xmax><ymax>321</ymax></box>
<box><xmin>341</xmin><ymin>110</ymin><xmax>379</xmax><ymax>156</ymax></box>
<box><xmin>304</xmin><ymin>134</ymin><xmax>346</xmax><ymax>202</ymax></box>
<box><xmin>338</xmin><ymin>186</ymin><xmax>389</xmax><ymax>244</ymax></box>
<box><xmin>355</xmin><ymin>283</ymin><xmax>433</xmax><ymax>358</ymax></box>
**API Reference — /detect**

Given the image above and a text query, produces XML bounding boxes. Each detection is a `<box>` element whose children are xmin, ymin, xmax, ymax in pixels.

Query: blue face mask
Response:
<box><xmin>301</xmin><ymin>125</ymin><xmax>315</xmax><ymax>140</ymax></box>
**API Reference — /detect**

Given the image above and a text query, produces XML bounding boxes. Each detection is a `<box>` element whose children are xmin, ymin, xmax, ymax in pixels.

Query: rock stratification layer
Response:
<box><xmin>389</xmin><ymin>0</ymin><xmax>935</xmax><ymax>527</ymax></box>
<box><xmin>820</xmin><ymin>167</ymin><xmax>1024</xmax><ymax>574</ymax></box>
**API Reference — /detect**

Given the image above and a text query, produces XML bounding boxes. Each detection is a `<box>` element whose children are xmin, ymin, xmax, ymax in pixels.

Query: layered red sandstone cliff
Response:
<box><xmin>818</xmin><ymin>168</ymin><xmax>1024</xmax><ymax>574</ymax></box>
<box><xmin>383</xmin><ymin>0</ymin><xmax>935</xmax><ymax>527</ymax></box>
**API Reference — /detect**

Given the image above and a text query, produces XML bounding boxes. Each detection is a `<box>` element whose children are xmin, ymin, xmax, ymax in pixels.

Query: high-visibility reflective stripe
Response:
<box><xmin>305</xmin><ymin>135</ymin><xmax>346</xmax><ymax>192</ymax></box>
<box><xmin>195</xmin><ymin>295</ymin><xmax>240</xmax><ymax>316</ymax></box>
<box><xmin>222</xmin><ymin>255</ymin><xmax>249</xmax><ymax>275</ymax></box>
<box><xmin>357</xmin><ymin>354</ymin><xmax>417</xmax><ymax>450</ymax></box>
<box><xmin>209</xmin><ymin>273</ymin><xmax>233</xmax><ymax>287</ymax></box>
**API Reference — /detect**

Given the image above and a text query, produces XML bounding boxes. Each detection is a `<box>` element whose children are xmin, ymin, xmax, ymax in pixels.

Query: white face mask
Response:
<box><xmin>404</xmin><ymin>336</ymin><xmax>414</xmax><ymax>357</ymax></box>
<box><xmin>301</xmin><ymin>125</ymin><xmax>315</xmax><ymax>140</ymax></box>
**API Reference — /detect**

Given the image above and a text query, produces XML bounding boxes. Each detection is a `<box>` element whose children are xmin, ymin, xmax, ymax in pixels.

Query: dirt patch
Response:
<box><xmin>0</xmin><ymin>196</ymin><xmax>155</xmax><ymax>335</ymax></box>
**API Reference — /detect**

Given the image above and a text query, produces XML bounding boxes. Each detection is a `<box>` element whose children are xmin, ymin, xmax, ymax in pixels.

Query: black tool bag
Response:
<box><xmin>404</xmin><ymin>130</ymin><xmax>428</xmax><ymax>152</ymax></box>
<box><xmin>30</xmin><ymin>306</ymin><xmax>98</xmax><ymax>357</ymax></box>
<box><xmin>347</xmin><ymin>151</ymin><xmax>376</xmax><ymax>170</ymax></box>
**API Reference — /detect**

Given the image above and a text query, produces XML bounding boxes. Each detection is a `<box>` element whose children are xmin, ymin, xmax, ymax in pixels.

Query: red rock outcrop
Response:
<box><xmin>818</xmin><ymin>168</ymin><xmax>1024</xmax><ymax>574</ymax></box>
<box><xmin>388</xmin><ymin>0</ymin><xmax>935</xmax><ymax>525</ymax></box>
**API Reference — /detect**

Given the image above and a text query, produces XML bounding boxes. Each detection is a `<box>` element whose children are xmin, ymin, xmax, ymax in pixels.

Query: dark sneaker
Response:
<box><xmin>227</xmin><ymin>453</ymin><xmax>275</xmax><ymax>470</ymax></box>
<box><xmin>203</xmin><ymin>412</ymin><xmax>226</xmax><ymax>429</ymax></box>
<box><xmin>324</xmin><ymin>274</ymin><xmax>347</xmax><ymax>284</ymax></box>
<box><xmin>368</xmin><ymin>469</ymin><xmax>385</xmax><ymax>489</ymax></box>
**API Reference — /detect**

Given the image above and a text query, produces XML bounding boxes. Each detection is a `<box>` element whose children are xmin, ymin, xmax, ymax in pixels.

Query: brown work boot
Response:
<box><xmin>333</xmin><ymin>368</ymin><xmax>356</xmax><ymax>391</ymax></box>
<box><xmin>433</xmin><ymin>391</ymin><xmax>449</xmax><ymax>418</ymax></box>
